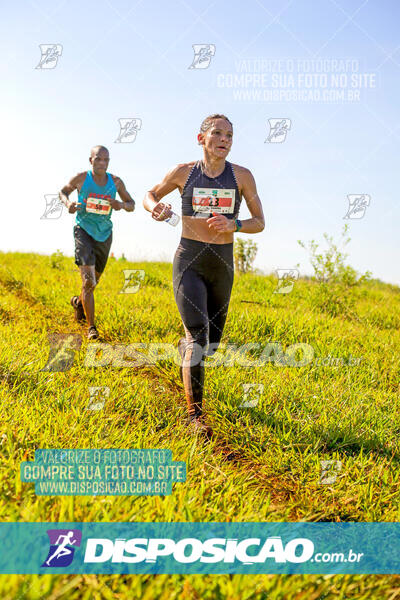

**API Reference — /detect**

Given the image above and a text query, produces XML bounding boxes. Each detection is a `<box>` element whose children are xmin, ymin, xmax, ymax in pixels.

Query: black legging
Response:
<box><xmin>172</xmin><ymin>237</ymin><xmax>234</xmax><ymax>418</ymax></box>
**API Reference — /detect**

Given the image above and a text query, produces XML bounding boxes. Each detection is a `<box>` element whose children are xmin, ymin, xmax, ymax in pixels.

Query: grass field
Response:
<box><xmin>0</xmin><ymin>250</ymin><xmax>399</xmax><ymax>599</ymax></box>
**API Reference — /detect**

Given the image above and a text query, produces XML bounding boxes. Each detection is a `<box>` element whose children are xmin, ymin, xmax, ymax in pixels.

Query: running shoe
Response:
<box><xmin>87</xmin><ymin>325</ymin><xmax>99</xmax><ymax>340</ymax></box>
<box><xmin>70</xmin><ymin>296</ymin><xmax>86</xmax><ymax>322</ymax></box>
<box><xmin>187</xmin><ymin>415</ymin><xmax>213</xmax><ymax>439</ymax></box>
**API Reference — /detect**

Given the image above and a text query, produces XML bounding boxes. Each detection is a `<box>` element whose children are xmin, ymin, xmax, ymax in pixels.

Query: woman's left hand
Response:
<box><xmin>207</xmin><ymin>213</ymin><xmax>235</xmax><ymax>233</ymax></box>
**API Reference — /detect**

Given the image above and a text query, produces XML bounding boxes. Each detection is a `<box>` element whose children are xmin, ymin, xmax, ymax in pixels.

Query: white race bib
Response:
<box><xmin>86</xmin><ymin>195</ymin><xmax>111</xmax><ymax>215</ymax></box>
<box><xmin>192</xmin><ymin>187</ymin><xmax>235</xmax><ymax>214</ymax></box>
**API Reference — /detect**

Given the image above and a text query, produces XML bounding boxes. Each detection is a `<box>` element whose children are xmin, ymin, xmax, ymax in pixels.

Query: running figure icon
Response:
<box><xmin>45</xmin><ymin>531</ymin><xmax>77</xmax><ymax>566</ymax></box>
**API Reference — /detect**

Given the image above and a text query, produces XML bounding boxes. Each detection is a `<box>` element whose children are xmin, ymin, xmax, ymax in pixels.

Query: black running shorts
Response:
<box><xmin>73</xmin><ymin>225</ymin><xmax>113</xmax><ymax>274</ymax></box>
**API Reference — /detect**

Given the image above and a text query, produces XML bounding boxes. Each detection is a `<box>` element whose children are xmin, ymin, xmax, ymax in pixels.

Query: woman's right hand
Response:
<box><xmin>151</xmin><ymin>201</ymin><xmax>173</xmax><ymax>221</ymax></box>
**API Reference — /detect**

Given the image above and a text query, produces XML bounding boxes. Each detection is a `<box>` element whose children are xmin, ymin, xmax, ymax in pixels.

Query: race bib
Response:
<box><xmin>192</xmin><ymin>187</ymin><xmax>235</xmax><ymax>214</ymax></box>
<box><xmin>86</xmin><ymin>195</ymin><xmax>111</xmax><ymax>215</ymax></box>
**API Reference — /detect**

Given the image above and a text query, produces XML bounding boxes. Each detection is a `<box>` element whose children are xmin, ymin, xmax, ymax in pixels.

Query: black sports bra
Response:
<box><xmin>181</xmin><ymin>160</ymin><xmax>242</xmax><ymax>219</ymax></box>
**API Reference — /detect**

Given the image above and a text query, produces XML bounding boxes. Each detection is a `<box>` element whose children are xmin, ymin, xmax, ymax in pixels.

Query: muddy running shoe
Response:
<box><xmin>87</xmin><ymin>325</ymin><xmax>99</xmax><ymax>340</ymax></box>
<box><xmin>187</xmin><ymin>415</ymin><xmax>213</xmax><ymax>439</ymax></box>
<box><xmin>70</xmin><ymin>296</ymin><xmax>86</xmax><ymax>322</ymax></box>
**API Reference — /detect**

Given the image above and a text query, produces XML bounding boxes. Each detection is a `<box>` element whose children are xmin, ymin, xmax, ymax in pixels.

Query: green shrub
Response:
<box><xmin>298</xmin><ymin>224</ymin><xmax>371</xmax><ymax>317</ymax></box>
<box><xmin>49</xmin><ymin>249</ymin><xmax>64</xmax><ymax>270</ymax></box>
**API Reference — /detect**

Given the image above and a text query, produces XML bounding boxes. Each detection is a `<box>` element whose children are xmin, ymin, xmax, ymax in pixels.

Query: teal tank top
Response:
<box><xmin>76</xmin><ymin>171</ymin><xmax>117</xmax><ymax>241</ymax></box>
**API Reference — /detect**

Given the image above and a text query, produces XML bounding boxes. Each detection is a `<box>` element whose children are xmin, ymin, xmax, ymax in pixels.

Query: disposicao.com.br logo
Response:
<box><xmin>39</xmin><ymin>532</ymin><xmax>364</xmax><ymax>571</ymax></box>
<box><xmin>83</xmin><ymin>536</ymin><xmax>313</xmax><ymax>564</ymax></box>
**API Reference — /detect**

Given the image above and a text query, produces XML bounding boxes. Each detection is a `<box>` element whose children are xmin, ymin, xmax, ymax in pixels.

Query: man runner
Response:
<box><xmin>59</xmin><ymin>145</ymin><xmax>135</xmax><ymax>340</ymax></box>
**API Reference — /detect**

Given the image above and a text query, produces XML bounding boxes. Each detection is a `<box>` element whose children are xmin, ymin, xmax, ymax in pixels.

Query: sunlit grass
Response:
<box><xmin>0</xmin><ymin>251</ymin><xmax>399</xmax><ymax>598</ymax></box>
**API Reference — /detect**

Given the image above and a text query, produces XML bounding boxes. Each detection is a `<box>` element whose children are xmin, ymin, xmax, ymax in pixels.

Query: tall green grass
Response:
<box><xmin>0</xmin><ymin>251</ymin><xmax>399</xmax><ymax>599</ymax></box>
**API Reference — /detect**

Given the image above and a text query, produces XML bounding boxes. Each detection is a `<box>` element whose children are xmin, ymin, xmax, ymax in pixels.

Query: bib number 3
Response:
<box><xmin>192</xmin><ymin>188</ymin><xmax>235</xmax><ymax>214</ymax></box>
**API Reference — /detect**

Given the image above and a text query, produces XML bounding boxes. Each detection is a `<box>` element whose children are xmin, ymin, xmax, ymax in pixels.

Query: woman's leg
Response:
<box><xmin>206</xmin><ymin>271</ymin><xmax>234</xmax><ymax>356</ymax></box>
<box><xmin>205</xmin><ymin>244</ymin><xmax>234</xmax><ymax>356</ymax></box>
<box><xmin>174</xmin><ymin>268</ymin><xmax>209</xmax><ymax>419</ymax></box>
<box><xmin>173</xmin><ymin>240</ymin><xmax>234</xmax><ymax>426</ymax></box>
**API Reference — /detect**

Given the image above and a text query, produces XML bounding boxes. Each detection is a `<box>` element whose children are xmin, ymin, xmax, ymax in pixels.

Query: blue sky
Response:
<box><xmin>2</xmin><ymin>0</ymin><xmax>399</xmax><ymax>283</ymax></box>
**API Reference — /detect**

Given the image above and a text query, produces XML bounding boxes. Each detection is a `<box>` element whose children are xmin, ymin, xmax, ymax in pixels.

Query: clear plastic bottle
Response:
<box><xmin>165</xmin><ymin>212</ymin><xmax>180</xmax><ymax>227</ymax></box>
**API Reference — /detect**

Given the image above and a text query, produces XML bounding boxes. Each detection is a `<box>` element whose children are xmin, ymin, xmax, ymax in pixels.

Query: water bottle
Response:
<box><xmin>165</xmin><ymin>212</ymin><xmax>180</xmax><ymax>227</ymax></box>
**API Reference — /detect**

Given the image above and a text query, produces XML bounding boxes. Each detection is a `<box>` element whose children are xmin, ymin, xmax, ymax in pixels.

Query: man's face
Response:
<box><xmin>90</xmin><ymin>149</ymin><xmax>110</xmax><ymax>173</ymax></box>
<box><xmin>198</xmin><ymin>118</ymin><xmax>233</xmax><ymax>158</ymax></box>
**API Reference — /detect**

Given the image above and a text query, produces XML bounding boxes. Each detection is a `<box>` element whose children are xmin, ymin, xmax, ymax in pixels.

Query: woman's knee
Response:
<box><xmin>184</xmin><ymin>326</ymin><xmax>208</xmax><ymax>352</ymax></box>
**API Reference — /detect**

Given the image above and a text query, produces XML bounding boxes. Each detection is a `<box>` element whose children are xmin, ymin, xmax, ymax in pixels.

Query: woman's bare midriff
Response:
<box><xmin>181</xmin><ymin>216</ymin><xmax>234</xmax><ymax>244</ymax></box>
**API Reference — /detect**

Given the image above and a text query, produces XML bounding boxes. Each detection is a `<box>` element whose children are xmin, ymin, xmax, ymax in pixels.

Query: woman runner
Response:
<box><xmin>143</xmin><ymin>114</ymin><xmax>265</xmax><ymax>436</ymax></box>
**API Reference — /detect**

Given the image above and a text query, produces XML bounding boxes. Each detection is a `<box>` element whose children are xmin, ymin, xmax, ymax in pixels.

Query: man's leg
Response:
<box><xmin>79</xmin><ymin>270</ymin><xmax>101</xmax><ymax>305</ymax></box>
<box><xmin>79</xmin><ymin>265</ymin><xmax>97</xmax><ymax>327</ymax></box>
<box><xmin>80</xmin><ymin>232</ymin><xmax>111</xmax><ymax>337</ymax></box>
<box><xmin>93</xmin><ymin>233</ymin><xmax>112</xmax><ymax>287</ymax></box>
<box><xmin>72</xmin><ymin>225</ymin><xmax>96</xmax><ymax>322</ymax></box>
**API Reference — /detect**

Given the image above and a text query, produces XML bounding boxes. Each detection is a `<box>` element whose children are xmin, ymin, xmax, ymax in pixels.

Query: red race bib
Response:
<box><xmin>192</xmin><ymin>187</ymin><xmax>235</xmax><ymax>214</ymax></box>
<box><xmin>86</xmin><ymin>195</ymin><xmax>111</xmax><ymax>215</ymax></box>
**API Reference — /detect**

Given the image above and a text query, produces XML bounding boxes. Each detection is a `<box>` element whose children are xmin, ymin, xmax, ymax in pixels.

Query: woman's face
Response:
<box><xmin>198</xmin><ymin>118</ymin><xmax>233</xmax><ymax>158</ymax></box>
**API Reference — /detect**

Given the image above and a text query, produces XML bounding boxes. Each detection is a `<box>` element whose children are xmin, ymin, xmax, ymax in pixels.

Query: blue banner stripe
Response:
<box><xmin>0</xmin><ymin>523</ymin><xmax>398</xmax><ymax>574</ymax></box>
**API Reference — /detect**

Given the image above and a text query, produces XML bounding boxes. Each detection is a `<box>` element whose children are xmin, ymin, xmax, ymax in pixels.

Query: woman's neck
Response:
<box><xmin>200</xmin><ymin>155</ymin><xmax>226</xmax><ymax>177</ymax></box>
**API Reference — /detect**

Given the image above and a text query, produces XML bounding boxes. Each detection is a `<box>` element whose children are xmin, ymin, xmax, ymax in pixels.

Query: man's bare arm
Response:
<box><xmin>112</xmin><ymin>177</ymin><xmax>135</xmax><ymax>212</ymax></box>
<box><xmin>59</xmin><ymin>172</ymin><xmax>86</xmax><ymax>214</ymax></box>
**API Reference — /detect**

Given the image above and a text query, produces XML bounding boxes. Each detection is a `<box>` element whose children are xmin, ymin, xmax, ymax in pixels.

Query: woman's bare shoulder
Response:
<box><xmin>172</xmin><ymin>161</ymin><xmax>198</xmax><ymax>187</ymax></box>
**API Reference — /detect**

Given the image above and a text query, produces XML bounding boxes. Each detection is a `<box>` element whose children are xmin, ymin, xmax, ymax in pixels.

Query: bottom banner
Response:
<box><xmin>0</xmin><ymin>522</ymin><xmax>398</xmax><ymax>574</ymax></box>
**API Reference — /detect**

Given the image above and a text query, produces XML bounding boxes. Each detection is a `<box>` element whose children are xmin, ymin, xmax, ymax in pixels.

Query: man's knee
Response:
<box><xmin>82</xmin><ymin>272</ymin><xmax>97</xmax><ymax>293</ymax></box>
